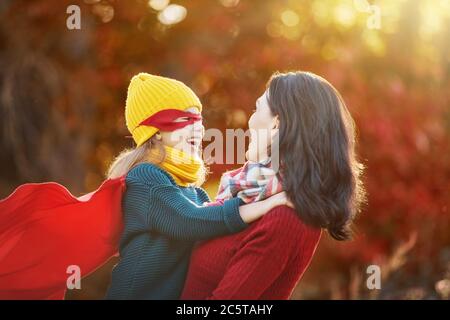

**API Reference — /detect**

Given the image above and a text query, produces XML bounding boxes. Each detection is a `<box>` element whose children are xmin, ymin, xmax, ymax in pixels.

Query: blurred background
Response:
<box><xmin>0</xmin><ymin>0</ymin><xmax>449</xmax><ymax>299</ymax></box>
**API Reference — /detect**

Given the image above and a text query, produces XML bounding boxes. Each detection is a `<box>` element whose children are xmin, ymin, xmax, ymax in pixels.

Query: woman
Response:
<box><xmin>181</xmin><ymin>71</ymin><xmax>366</xmax><ymax>299</ymax></box>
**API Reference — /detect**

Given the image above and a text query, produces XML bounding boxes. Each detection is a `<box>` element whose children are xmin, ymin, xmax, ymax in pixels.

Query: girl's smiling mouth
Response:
<box><xmin>187</xmin><ymin>137</ymin><xmax>202</xmax><ymax>149</ymax></box>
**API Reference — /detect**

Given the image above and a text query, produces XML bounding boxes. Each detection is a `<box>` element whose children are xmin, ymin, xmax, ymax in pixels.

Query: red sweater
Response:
<box><xmin>180</xmin><ymin>205</ymin><xmax>322</xmax><ymax>300</ymax></box>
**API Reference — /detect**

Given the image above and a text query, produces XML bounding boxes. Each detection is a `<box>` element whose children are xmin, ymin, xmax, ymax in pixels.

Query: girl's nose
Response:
<box><xmin>192</xmin><ymin>120</ymin><xmax>204</xmax><ymax>133</ymax></box>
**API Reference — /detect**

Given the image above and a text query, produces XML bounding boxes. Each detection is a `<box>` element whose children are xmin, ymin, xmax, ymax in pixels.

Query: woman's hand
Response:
<box><xmin>238</xmin><ymin>191</ymin><xmax>294</xmax><ymax>224</ymax></box>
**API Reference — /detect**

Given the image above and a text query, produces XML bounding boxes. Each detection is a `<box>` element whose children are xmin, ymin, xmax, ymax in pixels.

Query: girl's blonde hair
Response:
<box><xmin>106</xmin><ymin>137</ymin><xmax>207</xmax><ymax>186</ymax></box>
<box><xmin>106</xmin><ymin>137</ymin><xmax>164</xmax><ymax>179</ymax></box>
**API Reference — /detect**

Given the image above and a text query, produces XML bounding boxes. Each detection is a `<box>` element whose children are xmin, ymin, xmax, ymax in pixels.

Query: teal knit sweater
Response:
<box><xmin>105</xmin><ymin>163</ymin><xmax>247</xmax><ymax>299</ymax></box>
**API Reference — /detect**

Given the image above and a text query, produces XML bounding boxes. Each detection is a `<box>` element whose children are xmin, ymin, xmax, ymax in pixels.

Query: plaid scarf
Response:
<box><xmin>215</xmin><ymin>158</ymin><xmax>283</xmax><ymax>204</ymax></box>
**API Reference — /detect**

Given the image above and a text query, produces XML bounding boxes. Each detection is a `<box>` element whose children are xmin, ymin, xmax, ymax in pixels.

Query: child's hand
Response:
<box><xmin>266</xmin><ymin>191</ymin><xmax>295</xmax><ymax>210</ymax></box>
<box><xmin>238</xmin><ymin>191</ymin><xmax>295</xmax><ymax>224</ymax></box>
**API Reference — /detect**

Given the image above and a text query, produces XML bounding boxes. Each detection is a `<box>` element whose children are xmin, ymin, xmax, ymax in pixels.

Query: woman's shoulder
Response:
<box><xmin>126</xmin><ymin>162</ymin><xmax>175</xmax><ymax>186</ymax></box>
<box><xmin>257</xmin><ymin>205</ymin><xmax>322</xmax><ymax>239</ymax></box>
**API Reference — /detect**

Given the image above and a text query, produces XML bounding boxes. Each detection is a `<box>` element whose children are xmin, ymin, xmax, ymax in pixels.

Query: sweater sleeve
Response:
<box><xmin>147</xmin><ymin>184</ymin><xmax>247</xmax><ymax>240</ymax></box>
<box><xmin>194</xmin><ymin>187</ymin><xmax>212</xmax><ymax>205</ymax></box>
<box><xmin>205</xmin><ymin>206</ymin><xmax>306</xmax><ymax>300</ymax></box>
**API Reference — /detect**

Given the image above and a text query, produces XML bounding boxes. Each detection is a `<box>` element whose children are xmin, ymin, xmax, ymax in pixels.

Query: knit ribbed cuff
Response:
<box><xmin>223</xmin><ymin>197</ymin><xmax>248</xmax><ymax>233</ymax></box>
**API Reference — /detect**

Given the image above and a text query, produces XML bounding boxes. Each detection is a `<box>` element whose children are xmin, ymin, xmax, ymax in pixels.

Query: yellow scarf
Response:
<box><xmin>148</xmin><ymin>145</ymin><xmax>203</xmax><ymax>187</ymax></box>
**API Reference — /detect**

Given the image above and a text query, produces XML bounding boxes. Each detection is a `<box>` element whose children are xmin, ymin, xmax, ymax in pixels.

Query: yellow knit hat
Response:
<box><xmin>125</xmin><ymin>73</ymin><xmax>203</xmax><ymax>147</ymax></box>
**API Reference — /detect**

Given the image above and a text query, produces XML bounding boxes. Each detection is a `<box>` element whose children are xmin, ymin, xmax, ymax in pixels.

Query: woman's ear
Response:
<box><xmin>270</xmin><ymin>116</ymin><xmax>280</xmax><ymax>140</ymax></box>
<box><xmin>272</xmin><ymin>115</ymin><xmax>280</xmax><ymax>130</ymax></box>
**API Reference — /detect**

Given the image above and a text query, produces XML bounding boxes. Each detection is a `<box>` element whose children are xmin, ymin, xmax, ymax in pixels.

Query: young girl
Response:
<box><xmin>0</xmin><ymin>72</ymin><xmax>291</xmax><ymax>299</ymax></box>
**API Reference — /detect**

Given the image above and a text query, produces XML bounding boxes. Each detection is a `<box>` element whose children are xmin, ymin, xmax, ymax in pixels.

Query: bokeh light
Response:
<box><xmin>148</xmin><ymin>0</ymin><xmax>170</xmax><ymax>11</ymax></box>
<box><xmin>281</xmin><ymin>10</ymin><xmax>300</xmax><ymax>27</ymax></box>
<box><xmin>157</xmin><ymin>4</ymin><xmax>187</xmax><ymax>25</ymax></box>
<box><xmin>220</xmin><ymin>0</ymin><xmax>240</xmax><ymax>8</ymax></box>
<box><xmin>91</xmin><ymin>3</ymin><xmax>114</xmax><ymax>23</ymax></box>
<box><xmin>333</xmin><ymin>3</ymin><xmax>356</xmax><ymax>28</ymax></box>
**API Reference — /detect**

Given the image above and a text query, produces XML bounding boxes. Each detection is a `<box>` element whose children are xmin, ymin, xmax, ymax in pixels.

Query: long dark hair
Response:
<box><xmin>267</xmin><ymin>71</ymin><xmax>366</xmax><ymax>241</ymax></box>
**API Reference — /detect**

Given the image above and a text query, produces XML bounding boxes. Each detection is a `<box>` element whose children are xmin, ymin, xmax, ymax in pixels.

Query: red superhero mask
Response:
<box><xmin>138</xmin><ymin>109</ymin><xmax>202</xmax><ymax>132</ymax></box>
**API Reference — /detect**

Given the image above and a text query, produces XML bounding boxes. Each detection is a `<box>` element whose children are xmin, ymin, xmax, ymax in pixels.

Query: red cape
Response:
<box><xmin>0</xmin><ymin>176</ymin><xmax>126</xmax><ymax>299</ymax></box>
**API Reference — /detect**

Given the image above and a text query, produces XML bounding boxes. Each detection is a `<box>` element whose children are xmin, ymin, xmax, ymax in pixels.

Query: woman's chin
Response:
<box><xmin>245</xmin><ymin>150</ymin><xmax>258</xmax><ymax>163</ymax></box>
